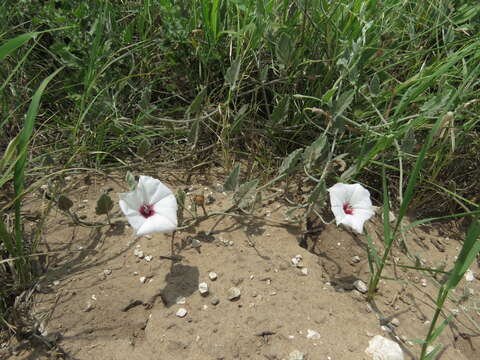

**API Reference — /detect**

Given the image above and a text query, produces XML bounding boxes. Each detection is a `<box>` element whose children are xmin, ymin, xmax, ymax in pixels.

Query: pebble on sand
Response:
<box><xmin>176</xmin><ymin>308</ymin><xmax>188</xmax><ymax>318</ymax></box>
<box><xmin>288</xmin><ymin>350</ymin><xmax>305</xmax><ymax>360</ymax></box>
<box><xmin>227</xmin><ymin>287</ymin><xmax>241</xmax><ymax>301</ymax></box>
<box><xmin>199</xmin><ymin>282</ymin><xmax>209</xmax><ymax>296</ymax></box>
<box><xmin>365</xmin><ymin>335</ymin><xmax>404</xmax><ymax>360</ymax></box>
<box><xmin>306</xmin><ymin>329</ymin><xmax>320</xmax><ymax>340</ymax></box>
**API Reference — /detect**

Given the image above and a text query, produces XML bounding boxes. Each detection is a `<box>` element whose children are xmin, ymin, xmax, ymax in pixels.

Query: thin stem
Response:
<box><xmin>420</xmin><ymin>287</ymin><xmax>448</xmax><ymax>359</ymax></box>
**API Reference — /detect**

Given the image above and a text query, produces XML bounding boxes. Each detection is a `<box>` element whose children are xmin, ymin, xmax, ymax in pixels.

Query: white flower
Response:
<box><xmin>119</xmin><ymin>175</ymin><xmax>177</xmax><ymax>236</ymax></box>
<box><xmin>328</xmin><ymin>183</ymin><xmax>374</xmax><ymax>233</ymax></box>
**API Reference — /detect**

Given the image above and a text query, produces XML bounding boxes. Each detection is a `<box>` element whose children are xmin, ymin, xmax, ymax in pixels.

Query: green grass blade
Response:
<box><xmin>445</xmin><ymin>217</ymin><xmax>480</xmax><ymax>290</ymax></box>
<box><xmin>381</xmin><ymin>164</ymin><xmax>392</xmax><ymax>246</ymax></box>
<box><xmin>424</xmin><ymin>344</ymin><xmax>442</xmax><ymax>360</ymax></box>
<box><xmin>0</xmin><ymin>32</ymin><xmax>38</xmax><ymax>61</ymax></box>
<box><xmin>428</xmin><ymin>315</ymin><xmax>453</xmax><ymax>344</ymax></box>
<box><xmin>394</xmin><ymin>116</ymin><xmax>443</xmax><ymax>235</ymax></box>
<box><xmin>13</xmin><ymin>67</ymin><xmax>64</xmax><ymax>252</ymax></box>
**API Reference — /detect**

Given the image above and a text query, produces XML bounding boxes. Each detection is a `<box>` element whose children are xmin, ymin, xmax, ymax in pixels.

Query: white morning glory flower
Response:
<box><xmin>119</xmin><ymin>175</ymin><xmax>178</xmax><ymax>236</ymax></box>
<box><xmin>328</xmin><ymin>183</ymin><xmax>374</xmax><ymax>233</ymax></box>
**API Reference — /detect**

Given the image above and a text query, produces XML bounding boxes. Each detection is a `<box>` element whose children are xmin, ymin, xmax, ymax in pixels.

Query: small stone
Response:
<box><xmin>209</xmin><ymin>272</ymin><xmax>218</xmax><ymax>281</ymax></box>
<box><xmin>306</xmin><ymin>329</ymin><xmax>320</xmax><ymax>340</ymax></box>
<box><xmin>365</xmin><ymin>335</ymin><xmax>404</xmax><ymax>360</ymax></box>
<box><xmin>191</xmin><ymin>239</ymin><xmax>202</xmax><ymax>248</ymax></box>
<box><xmin>199</xmin><ymin>282</ymin><xmax>209</xmax><ymax>296</ymax></box>
<box><xmin>227</xmin><ymin>287</ymin><xmax>241</xmax><ymax>301</ymax></box>
<box><xmin>354</xmin><ymin>280</ymin><xmax>368</xmax><ymax>294</ymax></box>
<box><xmin>301</xmin><ymin>268</ymin><xmax>308</xmax><ymax>276</ymax></box>
<box><xmin>289</xmin><ymin>350</ymin><xmax>305</xmax><ymax>360</ymax></box>
<box><xmin>465</xmin><ymin>269</ymin><xmax>475</xmax><ymax>282</ymax></box>
<box><xmin>176</xmin><ymin>296</ymin><xmax>186</xmax><ymax>305</ymax></box>
<box><xmin>211</xmin><ymin>297</ymin><xmax>220</xmax><ymax>305</ymax></box>
<box><xmin>139</xmin><ymin>276</ymin><xmax>147</xmax><ymax>283</ymax></box>
<box><xmin>351</xmin><ymin>255</ymin><xmax>361</xmax><ymax>263</ymax></box>
<box><xmin>133</xmin><ymin>249</ymin><xmax>144</xmax><ymax>259</ymax></box>
<box><xmin>103</xmin><ymin>269</ymin><xmax>112</xmax><ymax>276</ymax></box>
<box><xmin>144</xmin><ymin>255</ymin><xmax>153</xmax><ymax>262</ymax></box>
<box><xmin>52</xmin><ymin>280</ymin><xmax>60</xmax><ymax>286</ymax></box>
<box><xmin>420</xmin><ymin>278</ymin><xmax>427</xmax><ymax>287</ymax></box>
<box><xmin>390</xmin><ymin>318</ymin><xmax>400</xmax><ymax>327</ymax></box>
<box><xmin>84</xmin><ymin>301</ymin><xmax>94</xmax><ymax>312</ymax></box>
<box><xmin>176</xmin><ymin>308</ymin><xmax>188</xmax><ymax>318</ymax></box>
<box><xmin>291</xmin><ymin>255</ymin><xmax>303</xmax><ymax>268</ymax></box>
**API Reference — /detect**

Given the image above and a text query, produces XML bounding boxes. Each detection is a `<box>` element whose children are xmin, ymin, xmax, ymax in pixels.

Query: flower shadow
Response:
<box><xmin>158</xmin><ymin>263</ymin><xmax>200</xmax><ymax>308</ymax></box>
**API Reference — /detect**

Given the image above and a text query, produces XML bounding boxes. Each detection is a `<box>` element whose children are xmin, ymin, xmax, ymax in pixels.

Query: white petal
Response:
<box><xmin>330</xmin><ymin>205</ymin><xmax>347</xmax><ymax>225</ymax></box>
<box><xmin>125</xmin><ymin>214</ymin><xmax>147</xmax><ymax>234</ymax></box>
<box><xmin>338</xmin><ymin>215</ymin><xmax>363</xmax><ymax>233</ymax></box>
<box><xmin>136</xmin><ymin>213</ymin><xmax>177</xmax><ymax>236</ymax></box>
<box><xmin>119</xmin><ymin>189</ymin><xmax>143</xmax><ymax>214</ymax></box>
<box><xmin>353</xmin><ymin>208</ymin><xmax>375</xmax><ymax>222</ymax></box>
<box><xmin>349</xmin><ymin>184</ymin><xmax>373</xmax><ymax>208</ymax></box>
<box><xmin>138</xmin><ymin>175</ymin><xmax>174</xmax><ymax>204</ymax></box>
<box><xmin>153</xmin><ymin>194</ymin><xmax>178</xmax><ymax>227</ymax></box>
<box><xmin>328</xmin><ymin>183</ymin><xmax>352</xmax><ymax>207</ymax></box>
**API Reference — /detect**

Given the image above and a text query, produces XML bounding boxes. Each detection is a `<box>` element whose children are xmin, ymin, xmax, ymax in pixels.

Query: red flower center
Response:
<box><xmin>139</xmin><ymin>204</ymin><xmax>155</xmax><ymax>218</ymax></box>
<box><xmin>343</xmin><ymin>202</ymin><xmax>354</xmax><ymax>215</ymax></box>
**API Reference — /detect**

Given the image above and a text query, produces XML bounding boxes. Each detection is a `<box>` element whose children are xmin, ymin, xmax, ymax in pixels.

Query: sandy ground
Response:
<box><xmin>3</xmin><ymin>171</ymin><xmax>479</xmax><ymax>359</ymax></box>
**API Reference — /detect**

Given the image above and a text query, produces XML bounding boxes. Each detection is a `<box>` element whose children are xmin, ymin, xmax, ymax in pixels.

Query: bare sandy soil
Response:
<box><xmin>3</xmin><ymin>171</ymin><xmax>479</xmax><ymax>360</ymax></box>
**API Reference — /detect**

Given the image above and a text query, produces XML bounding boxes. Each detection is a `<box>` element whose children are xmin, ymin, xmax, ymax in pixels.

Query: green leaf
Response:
<box><xmin>369</xmin><ymin>74</ymin><xmax>380</xmax><ymax>97</ymax></box>
<box><xmin>382</xmin><ymin>165</ymin><xmax>392</xmax><ymax>246</ymax></box>
<box><xmin>270</xmin><ymin>96</ymin><xmax>290</xmax><ymax>124</ymax></box>
<box><xmin>96</xmin><ymin>193</ymin><xmax>114</xmax><ymax>215</ymax></box>
<box><xmin>58</xmin><ymin>195</ymin><xmax>74</xmax><ymax>212</ymax></box>
<box><xmin>446</xmin><ymin>217</ymin><xmax>480</xmax><ymax>290</ymax></box>
<box><xmin>394</xmin><ymin>116</ymin><xmax>444</xmax><ymax>234</ymax></box>
<box><xmin>424</xmin><ymin>344</ymin><xmax>443</xmax><ymax>360</ymax></box>
<box><xmin>186</xmin><ymin>87</ymin><xmax>208</xmax><ymax>115</ymax></box>
<box><xmin>234</xmin><ymin>179</ymin><xmax>259</xmax><ymax>211</ymax></box>
<box><xmin>225</xmin><ymin>58</ymin><xmax>242</xmax><ymax>88</ymax></box>
<box><xmin>137</xmin><ymin>137</ymin><xmax>150</xmax><ymax>157</ymax></box>
<box><xmin>0</xmin><ymin>32</ymin><xmax>39</xmax><ymax>61</ymax></box>
<box><xmin>278</xmin><ymin>148</ymin><xmax>303</xmax><ymax>176</ymax></box>
<box><xmin>0</xmin><ymin>135</ymin><xmax>20</xmax><ymax>171</ymax></box>
<box><xmin>224</xmin><ymin>164</ymin><xmax>241</xmax><ymax>191</ymax></box>
<box><xmin>366</xmin><ymin>233</ymin><xmax>381</xmax><ymax>271</ymax></box>
<box><xmin>308</xmin><ymin>180</ymin><xmax>327</xmax><ymax>205</ymax></box>
<box><xmin>229</xmin><ymin>104</ymin><xmax>249</xmax><ymax>135</ymax></box>
<box><xmin>303</xmin><ymin>135</ymin><xmax>328</xmax><ymax>171</ymax></box>
<box><xmin>276</xmin><ymin>33</ymin><xmax>293</xmax><ymax>67</ymax></box>
<box><xmin>322</xmin><ymin>87</ymin><xmax>337</xmax><ymax>105</ymax></box>
<box><xmin>428</xmin><ymin>315</ymin><xmax>453</xmax><ymax>344</ymax></box>
<box><xmin>176</xmin><ymin>189</ymin><xmax>186</xmax><ymax>210</ymax></box>
<box><xmin>125</xmin><ymin>171</ymin><xmax>136</xmax><ymax>190</ymax></box>
<box><xmin>333</xmin><ymin>89</ymin><xmax>354</xmax><ymax>121</ymax></box>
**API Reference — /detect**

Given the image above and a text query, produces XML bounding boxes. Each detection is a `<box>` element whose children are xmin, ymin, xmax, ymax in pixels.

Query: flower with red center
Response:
<box><xmin>119</xmin><ymin>176</ymin><xmax>177</xmax><ymax>236</ymax></box>
<box><xmin>328</xmin><ymin>183</ymin><xmax>374</xmax><ymax>233</ymax></box>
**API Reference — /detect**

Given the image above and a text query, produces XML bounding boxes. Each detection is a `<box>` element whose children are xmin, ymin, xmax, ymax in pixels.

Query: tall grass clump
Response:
<box><xmin>1</xmin><ymin>31</ymin><xmax>62</xmax><ymax>325</ymax></box>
